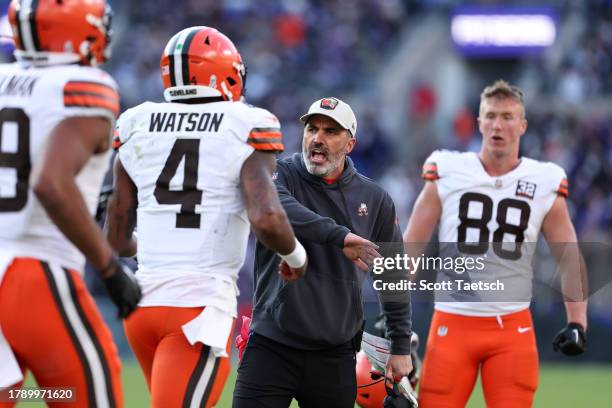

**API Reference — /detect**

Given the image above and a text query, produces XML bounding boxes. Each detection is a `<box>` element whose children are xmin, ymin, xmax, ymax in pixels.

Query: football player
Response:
<box><xmin>0</xmin><ymin>1</ymin><xmax>141</xmax><ymax>407</ymax></box>
<box><xmin>403</xmin><ymin>80</ymin><xmax>587</xmax><ymax>407</ymax></box>
<box><xmin>105</xmin><ymin>26</ymin><xmax>308</xmax><ymax>408</ymax></box>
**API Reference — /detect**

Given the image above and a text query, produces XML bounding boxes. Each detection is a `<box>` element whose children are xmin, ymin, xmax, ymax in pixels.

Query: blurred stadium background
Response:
<box><xmin>2</xmin><ymin>0</ymin><xmax>611</xmax><ymax>406</ymax></box>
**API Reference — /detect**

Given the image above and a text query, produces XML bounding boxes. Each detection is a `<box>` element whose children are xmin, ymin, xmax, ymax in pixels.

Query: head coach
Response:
<box><xmin>233</xmin><ymin>97</ymin><xmax>413</xmax><ymax>408</ymax></box>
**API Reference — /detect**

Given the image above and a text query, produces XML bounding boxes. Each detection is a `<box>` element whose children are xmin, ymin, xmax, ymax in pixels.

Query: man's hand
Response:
<box><xmin>101</xmin><ymin>256</ymin><xmax>142</xmax><ymax>318</ymax></box>
<box><xmin>278</xmin><ymin>258</ymin><xmax>307</xmax><ymax>281</ymax></box>
<box><xmin>553</xmin><ymin>322</ymin><xmax>586</xmax><ymax>356</ymax></box>
<box><xmin>343</xmin><ymin>232</ymin><xmax>381</xmax><ymax>272</ymax></box>
<box><xmin>385</xmin><ymin>354</ymin><xmax>413</xmax><ymax>385</ymax></box>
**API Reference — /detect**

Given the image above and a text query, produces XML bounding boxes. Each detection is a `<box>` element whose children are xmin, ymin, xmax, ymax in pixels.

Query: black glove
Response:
<box><xmin>101</xmin><ymin>256</ymin><xmax>142</xmax><ymax>318</ymax></box>
<box><xmin>552</xmin><ymin>322</ymin><xmax>586</xmax><ymax>356</ymax></box>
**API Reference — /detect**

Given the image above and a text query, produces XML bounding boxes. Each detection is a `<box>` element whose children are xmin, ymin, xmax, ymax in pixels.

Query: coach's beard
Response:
<box><xmin>302</xmin><ymin>144</ymin><xmax>345</xmax><ymax>178</ymax></box>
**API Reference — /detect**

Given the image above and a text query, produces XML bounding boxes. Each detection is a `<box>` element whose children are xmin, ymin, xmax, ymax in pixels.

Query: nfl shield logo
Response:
<box><xmin>320</xmin><ymin>98</ymin><xmax>338</xmax><ymax>110</ymax></box>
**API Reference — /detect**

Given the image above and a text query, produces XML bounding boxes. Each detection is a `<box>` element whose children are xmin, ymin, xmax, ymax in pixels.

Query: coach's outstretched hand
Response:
<box><xmin>343</xmin><ymin>233</ymin><xmax>381</xmax><ymax>272</ymax></box>
<box><xmin>101</xmin><ymin>256</ymin><xmax>142</xmax><ymax>318</ymax></box>
<box><xmin>553</xmin><ymin>322</ymin><xmax>586</xmax><ymax>356</ymax></box>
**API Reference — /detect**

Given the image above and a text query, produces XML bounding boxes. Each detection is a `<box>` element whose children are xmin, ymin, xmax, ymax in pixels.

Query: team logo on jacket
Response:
<box><xmin>438</xmin><ymin>326</ymin><xmax>448</xmax><ymax>337</ymax></box>
<box><xmin>358</xmin><ymin>203</ymin><xmax>368</xmax><ymax>217</ymax></box>
<box><xmin>320</xmin><ymin>98</ymin><xmax>338</xmax><ymax>110</ymax></box>
<box><xmin>516</xmin><ymin>180</ymin><xmax>536</xmax><ymax>199</ymax></box>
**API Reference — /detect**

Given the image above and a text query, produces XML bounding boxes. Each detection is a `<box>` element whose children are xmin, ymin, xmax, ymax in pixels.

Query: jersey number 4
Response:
<box><xmin>457</xmin><ymin>192</ymin><xmax>531</xmax><ymax>260</ymax></box>
<box><xmin>153</xmin><ymin>139</ymin><xmax>203</xmax><ymax>229</ymax></box>
<box><xmin>0</xmin><ymin>108</ymin><xmax>31</xmax><ymax>212</ymax></box>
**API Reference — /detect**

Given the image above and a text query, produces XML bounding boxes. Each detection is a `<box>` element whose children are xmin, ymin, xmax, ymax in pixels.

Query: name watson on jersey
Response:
<box><xmin>150</xmin><ymin>111</ymin><xmax>224</xmax><ymax>133</ymax></box>
<box><xmin>373</xmin><ymin>279</ymin><xmax>505</xmax><ymax>292</ymax></box>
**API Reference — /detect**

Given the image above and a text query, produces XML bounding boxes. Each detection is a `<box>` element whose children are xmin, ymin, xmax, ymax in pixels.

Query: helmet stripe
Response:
<box><xmin>165</xmin><ymin>32</ymin><xmax>180</xmax><ymax>87</ymax></box>
<box><xmin>171</xmin><ymin>28</ymin><xmax>192</xmax><ymax>87</ymax></box>
<box><xmin>17</xmin><ymin>0</ymin><xmax>36</xmax><ymax>52</ymax></box>
<box><xmin>171</xmin><ymin>27</ymin><xmax>199</xmax><ymax>86</ymax></box>
<box><xmin>180</xmin><ymin>28</ymin><xmax>199</xmax><ymax>87</ymax></box>
<box><xmin>28</xmin><ymin>0</ymin><xmax>41</xmax><ymax>50</ymax></box>
<box><xmin>13</xmin><ymin>1</ymin><xmax>25</xmax><ymax>50</ymax></box>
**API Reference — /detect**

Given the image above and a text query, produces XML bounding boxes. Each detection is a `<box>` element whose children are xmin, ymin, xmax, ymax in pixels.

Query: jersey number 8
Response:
<box><xmin>457</xmin><ymin>192</ymin><xmax>531</xmax><ymax>260</ymax></box>
<box><xmin>0</xmin><ymin>108</ymin><xmax>31</xmax><ymax>213</ymax></box>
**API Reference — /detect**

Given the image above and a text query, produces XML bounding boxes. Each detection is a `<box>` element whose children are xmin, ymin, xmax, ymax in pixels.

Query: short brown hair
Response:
<box><xmin>479</xmin><ymin>79</ymin><xmax>525</xmax><ymax>116</ymax></box>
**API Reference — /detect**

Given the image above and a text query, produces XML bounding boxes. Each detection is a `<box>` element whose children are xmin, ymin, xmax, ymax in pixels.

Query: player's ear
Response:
<box><xmin>345</xmin><ymin>134</ymin><xmax>356</xmax><ymax>154</ymax></box>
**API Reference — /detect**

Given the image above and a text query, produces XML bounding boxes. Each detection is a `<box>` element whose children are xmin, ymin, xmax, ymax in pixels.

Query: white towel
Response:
<box><xmin>0</xmin><ymin>254</ymin><xmax>23</xmax><ymax>388</ymax></box>
<box><xmin>182</xmin><ymin>306</ymin><xmax>234</xmax><ymax>358</ymax></box>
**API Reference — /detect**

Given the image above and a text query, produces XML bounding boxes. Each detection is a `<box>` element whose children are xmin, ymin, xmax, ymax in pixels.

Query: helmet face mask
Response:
<box><xmin>8</xmin><ymin>0</ymin><xmax>112</xmax><ymax>67</ymax></box>
<box><xmin>160</xmin><ymin>26</ymin><xmax>246</xmax><ymax>102</ymax></box>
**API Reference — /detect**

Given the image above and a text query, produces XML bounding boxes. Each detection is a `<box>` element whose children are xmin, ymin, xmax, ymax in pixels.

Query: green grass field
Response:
<box><xmin>16</xmin><ymin>361</ymin><xmax>612</xmax><ymax>407</ymax></box>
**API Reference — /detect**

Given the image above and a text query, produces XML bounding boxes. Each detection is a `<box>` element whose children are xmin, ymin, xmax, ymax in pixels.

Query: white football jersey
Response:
<box><xmin>424</xmin><ymin>150</ymin><xmax>568</xmax><ymax>316</ymax></box>
<box><xmin>0</xmin><ymin>63</ymin><xmax>118</xmax><ymax>271</ymax></box>
<box><xmin>115</xmin><ymin>100</ymin><xmax>283</xmax><ymax>309</ymax></box>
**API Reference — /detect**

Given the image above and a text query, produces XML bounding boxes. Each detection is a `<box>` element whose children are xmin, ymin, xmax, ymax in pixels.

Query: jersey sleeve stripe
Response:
<box><xmin>64</xmin><ymin>81</ymin><xmax>118</xmax><ymax>99</ymax></box>
<box><xmin>556</xmin><ymin>178</ymin><xmax>569</xmax><ymax>197</ymax></box>
<box><xmin>64</xmin><ymin>90</ymin><xmax>119</xmax><ymax>104</ymax></box>
<box><xmin>112</xmin><ymin>129</ymin><xmax>122</xmax><ymax>150</ymax></box>
<box><xmin>248</xmin><ymin>130</ymin><xmax>281</xmax><ymax>140</ymax></box>
<box><xmin>422</xmin><ymin>162</ymin><xmax>439</xmax><ymax>180</ymax></box>
<box><xmin>247</xmin><ymin>141</ymin><xmax>285</xmax><ymax>152</ymax></box>
<box><xmin>251</xmin><ymin>127</ymin><xmax>281</xmax><ymax>133</ymax></box>
<box><xmin>63</xmin><ymin>95</ymin><xmax>119</xmax><ymax>117</ymax></box>
<box><xmin>247</xmin><ymin>136</ymin><xmax>283</xmax><ymax>145</ymax></box>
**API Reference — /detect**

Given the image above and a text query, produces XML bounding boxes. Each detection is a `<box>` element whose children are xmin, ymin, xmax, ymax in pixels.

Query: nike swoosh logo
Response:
<box><xmin>517</xmin><ymin>326</ymin><xmax>532</xmax><ymax>333</ymax></box>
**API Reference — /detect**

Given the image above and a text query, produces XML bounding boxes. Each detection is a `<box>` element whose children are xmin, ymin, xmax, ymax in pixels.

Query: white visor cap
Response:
<box><xmin>300</xmin><ymin>97</ymin><xmax>357</xmax><ymax>137</ymax></box>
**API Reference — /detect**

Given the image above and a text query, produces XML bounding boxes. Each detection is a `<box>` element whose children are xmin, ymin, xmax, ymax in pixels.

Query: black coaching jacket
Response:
<box><xmin>250</xmin><ymin>153</ymin><xmax>412</xmax><ymax>354</ymax></box>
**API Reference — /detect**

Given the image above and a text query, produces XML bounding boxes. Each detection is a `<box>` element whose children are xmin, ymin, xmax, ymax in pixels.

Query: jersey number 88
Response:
<box><xmin>457</xmin><ymin>192</ymin><xmax>531</xmax><ymax>260</ymax></box>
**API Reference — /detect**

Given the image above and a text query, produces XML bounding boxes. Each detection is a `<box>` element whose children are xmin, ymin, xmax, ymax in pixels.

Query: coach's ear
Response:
<box><xmin>345</xmin><ymin>132</ymin><xmax>356</xmax><ymax>155</ymax></box>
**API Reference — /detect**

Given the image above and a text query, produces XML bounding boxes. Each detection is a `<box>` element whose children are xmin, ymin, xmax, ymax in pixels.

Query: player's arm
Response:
<box><xmin>542</xmin><ymin>195</ymin><xmax>588</xmax><ymax>355</ymax></box>
<box><xmin>541</xmin><ymin>196</ymin><xmax>588</xmax><ymax>327</ymax></box>
<box><xmin>402</xmin><ymin>181</ymin><xmax>441</xmax><ymax>277</ymax></box>
<box><xmin>276</xmin><ymin>181</ymin><xmax>349</xmax><ymax>246</ymax></box>
<box><xmin>32</xmin><ymin>117</ymin><xmax>114</xmax><ymax>270</ymax></box>
<box><xmin>104</xmin><ymin>155</ymin><xmax>137</xmax><ymax>257</ymax></box>
<box><xmin>372</xmin><ymin>193</ymin><xmax>413</xmax><ymax>384</ymax></box>
<box><xmin>275</xmin><ymin>168</ymin><xmax>379</xmax><ymax>271</ymax></box>
<box><xmin>32</xmin><ymin>117</ymin><xmax>141</xmax><ymax>317</ymax></box>
<box><xmin>240</xmin><ymin>151</ymin><xmax>307</xmax><ymax>280</ymax></box>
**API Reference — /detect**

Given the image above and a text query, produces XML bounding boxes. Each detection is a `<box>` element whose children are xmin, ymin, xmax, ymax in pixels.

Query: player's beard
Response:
<box><xmin>302</xmin><ymin>144</ymin><xmax>345</xmax><ymax>178</ymax></box>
